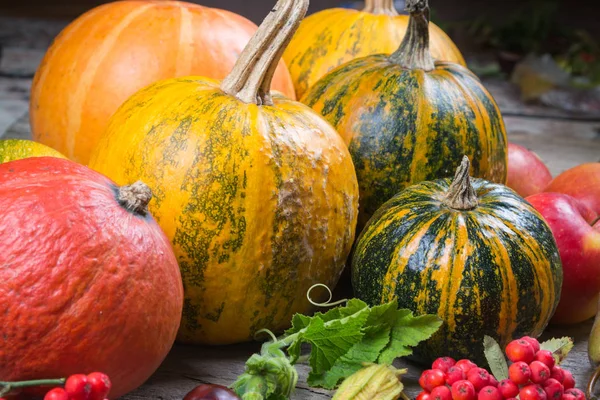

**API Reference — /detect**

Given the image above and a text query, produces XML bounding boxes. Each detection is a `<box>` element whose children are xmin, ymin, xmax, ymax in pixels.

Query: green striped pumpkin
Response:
<box><xmin>301</xmin><ymin>0</ymin><xmax>507</xmax><ymax>230</ymax></box>
<box><xmin>351</xmin><ymin>157</ymin><xmax>563</xmax><ymax>364</ymax></box>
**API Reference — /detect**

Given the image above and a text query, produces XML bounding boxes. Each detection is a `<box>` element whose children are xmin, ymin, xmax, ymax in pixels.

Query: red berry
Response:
<box><xmin>498</xmin><ymin>379</ymin><xmax>519</xmax><ymax>398</ymax></box>
<box><xmin>562</xmin><ymin>395</ymin><xmax>576</xmax><ymax>400</ymax></box>
<box><xmin>451</xmin><ymin>380</ymin><xmax>476</xmax><ymax>400</ymax></box>
<box><xmin>420</xmin><ymin>369</ymin><xmax>433</xmax><ymax>390</ymax></box>
<box><xmin>423</xmin><ymin>369</ymin><xmax>447</xmax><ymax>392</ymax></box>
<box><xmin>564</xmin><ymin>389</ymin><xmax>585</xmax><ymax>400</ymax></box>
<box><xmin>456</xmin><ymin>360</ymin><xmax>478</xmax><ymax>374</ymax></box>
<box><xmin>433</xmin><ymin>357</ymin><xmax>457</xmax><ymax>373</ymax></box>
<box><xmin>522</xmin><ymin>336</ymin><xmax>541</xmax><ymax>353</ymax></box>
<box><xmin>467</xmin><ymin>368</ymin><xmax>490</xmax><ymax>392</ymax></box>
<box><xmin>509</xmin><ymin>361</ymin><xmax>532</xmax><ymax>385</ymax></box>
<box><xmin>562</xmin><ymin>370</ymin><xmax>575</xmax><ymax>390</ymax></box>
<box><xmin>543</xmin><ymin>379</ymin><xmax>564</xmax><ymax>400</ymax></box>
<box><xmin>478</xmin><ymin>386</ymin><xmax>502</xmax><ymax>400</ymax></box>
<box><xmin>520</xmin><ymin>384</ymin><xmax>547</xmax><ymax>400</ymax></box>
<box><xmin>87</xmin><ymin>372</ymin><xmax>112</xmax><ymax>400</ymax></box>
<box><xmin>530</xmin><ymin>361</ymin><xmax>551</xmax><ymax>384</ymax></box>
<box><xmin>534</xmin><ymin>350</ymin><xmax>556</xmax><ymax>369</ymax></box>
<box><xmin>487</xmin><ymin>375</ymin><xmax>498</xmax><ymax>387</ymax></box>
<box><xmin>550</xmin><ymin>366</ymin><xmax>565</xmax><ymax>383</ymax></box>
<box><xmin>65</xmin><ymin>374</ymin><xmax>92</xmax><ymax>400</ymax></box>
<box><xmin>44</xmin><ymin>389</ymin><xmax>69</xmax><ymax>400</ymax></box>
<box><xmin>506</xmin><ymin>339</ymin><xmax>536</xmax><ymax>363</ymax></box>
<box><xmin>446</xmin><ymin>366</ymin><xmax>466</xmax><ymax>385</ymax></box>
<box><xmin>417</xmin><ymin>391</ymin><xmax>431</xmax><ymax>400</ymax></box>
<box><xmin>431</xmin><ymin>385</ymin><xmax>452</xmax><ymax>400</ymax></box>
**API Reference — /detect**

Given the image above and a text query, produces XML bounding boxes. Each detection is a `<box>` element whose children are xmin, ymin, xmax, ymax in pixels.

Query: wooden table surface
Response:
<box><xmin>2</xmin><ymin>36</ymin><xmax>600</xmax><ymax>399</ymax></box>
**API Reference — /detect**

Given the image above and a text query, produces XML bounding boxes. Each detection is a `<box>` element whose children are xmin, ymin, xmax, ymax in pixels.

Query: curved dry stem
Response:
<box><xmin>221</xmin><ymin>0</ymin><xmax>308</xmax><ymax>105</ymax></box>
<box><xmin>362</xmin><ymin>0</ymin><xmax>399</xmax><ymax>16</ymax></box>
<box><xmin>588</xmin><ymin>366</ymin><xmax>600</xmax><ymax>400</ymax></box>
<box><xmin>389</xmin><ymin>0</ymin><xmax>434</xmax><ymax>71</ymax></box>
<box><xmin>444</xmin><ymin>156</ymin><xmax>479</xmax><ymax>210</ymax></box>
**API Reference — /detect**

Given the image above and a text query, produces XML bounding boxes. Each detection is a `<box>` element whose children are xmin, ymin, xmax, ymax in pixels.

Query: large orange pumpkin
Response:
<box><xmin>30</xmin><ymin>0</ymin><xmax>295</xmax><ymax>164</ymax></box>
<box><xmin>89</xmin><ymin>0</ymin><xmax>359</xmax><ymax>345</ymax></box>
<box><xmin>0</xmin><ymin>157</ymin><xmax>183</xmax><ymax>399</ymax></box>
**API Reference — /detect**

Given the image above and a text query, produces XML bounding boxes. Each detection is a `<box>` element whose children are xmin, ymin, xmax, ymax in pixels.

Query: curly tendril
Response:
<box><xmin>306</xmin><ymin>283</ymin><xmax>348</xmax><ymax>308</ymax></box>
<box><xmin>254</xmin><ymin>328</ymin><xmax>279</xmax><ymax>343</ymax></box>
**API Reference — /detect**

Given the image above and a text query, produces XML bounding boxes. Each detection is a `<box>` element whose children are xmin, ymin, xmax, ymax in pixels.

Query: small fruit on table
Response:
<box><xmin>183</xmin><ymin>384</ymin><xmax>241</xmax><ymax>400</ymax></box>
<box><xmin>526</xmin><ymin>192</ymin><xmax>600</xmax><ymax>324</ymax></box>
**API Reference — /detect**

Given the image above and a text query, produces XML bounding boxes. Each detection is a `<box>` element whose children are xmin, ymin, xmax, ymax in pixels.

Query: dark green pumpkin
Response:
<box><xmin>301</xmin><ymin>0</ymin><xmax>507</xmax><ymax>230</ymax></box>
<box><xmin>351</xmin><ymin>157</ymin><xmax>562</xmax><ymax>364</ymax></box>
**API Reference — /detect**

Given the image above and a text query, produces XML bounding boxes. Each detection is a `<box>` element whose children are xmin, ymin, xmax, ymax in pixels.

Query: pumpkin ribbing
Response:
<box><xmin>351</xmin><ymin>158</ymin><xmax>562</xmax><ymax>364</ymax></box>
<box><xmin>283</xmin><ymin>0</ymin><xmax>465</xmax><ymax>98</ymax></box>
<box><xmin>302</xmin><ymin>0</ymin><xmax>507</xmax><ymax>230</ymax></box>
<box><xmin>89</xmin><ymin>0</ymin><xmax>359</xmax><ymax>345</ymax></box>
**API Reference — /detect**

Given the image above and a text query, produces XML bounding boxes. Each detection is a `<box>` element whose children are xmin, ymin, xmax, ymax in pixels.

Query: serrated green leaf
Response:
<box><xmin>304</xmin><ymin>309</ymin><xmax>369</xmax><ymax>376</ymax></box>
<box><xmin>540</xmin><ymin>337</ymin><xmax>574</xmax><ymax>363</ymax></box>
<box><xmin>483</xmin><ymin>335</ymin><xmax>509</xmax><ymax>381</ymax></box>
<box><xmin>308</xmin><ymin>320</ymin><xmax>392</xmax><ymax>388</ymax></box>
<box><xmin>378</xmin><ymin>310</ymin><xmax>443</xmax><ymax>364</ymax></box>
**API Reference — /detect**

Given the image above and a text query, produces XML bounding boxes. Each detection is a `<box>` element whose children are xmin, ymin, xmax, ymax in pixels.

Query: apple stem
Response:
<box><xmin>0</xmin><ymin>378</ymin><xmax>66</xmax><ymax>396</ymax></box>
<box><xmin>592</xmin><ymin>216</ymin><xmax>600</xmax><ymax>227</ymax></box>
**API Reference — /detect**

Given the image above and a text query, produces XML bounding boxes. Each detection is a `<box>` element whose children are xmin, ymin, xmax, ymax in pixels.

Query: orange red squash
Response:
<box><xmin>30</xmin><ymin>0</ymin><xmax>295</xmax><ymax>164</ymax></box>
<box><xmin>0</xmin><ymin>157</ymin><xmax>183</xmax><ymax>399</ymax></box>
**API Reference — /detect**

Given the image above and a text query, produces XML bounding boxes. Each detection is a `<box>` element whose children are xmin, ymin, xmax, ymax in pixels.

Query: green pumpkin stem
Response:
<box><xmin>444</xmin><ymin>156</ymin><xmax>479</xmax><ymax>210</ymax></box>
<box><xmin>362</xmin><ymin>0</ymin><xmax>399</xmax><ymax>16</ymax></box>
<box><xmin>389</xmin><ymin>0</ymin><xmax>435</xmax><ymax>71</ymax></box>
<box><xmin>220</xmin><ymin>0</ymin><xmax>309</xmax><ymax>106</ymax></box>
<box><xmin>118</xmin><ymin>180</ymin><xmax>152</xmax><ymax>215</ymax></box>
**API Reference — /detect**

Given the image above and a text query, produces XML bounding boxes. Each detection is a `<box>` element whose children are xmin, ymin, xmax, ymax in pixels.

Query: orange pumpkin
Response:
<box><xmin>30</xmin><ymin>0</ymin><xmax>295</xmax><ymax>165</ymax></box>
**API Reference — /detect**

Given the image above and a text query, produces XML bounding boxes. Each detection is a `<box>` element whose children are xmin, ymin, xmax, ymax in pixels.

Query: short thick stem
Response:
<box><xmin>444</xmin><ymin>156</ymin><xmax>479</xmax><ymax>210</ymax></box>
<box><xmin>220</xmin><ymin>0</ymin><xmax>309</xmax><ymax>105</ymax></box>
<box><xmin>362</xmin><ymin>0</ymin><xmax>399</xmax><ymax>16</ymax></box>
<box><xmin>389</xmin><ymin>0</ymin><xmax>434</xmax><ymax>71</ymax></box>
<box><xmin>0</xmin><ymin>378</ymin><xmax>65</xmax><ymax>396</ymax></box>
<box><xmin>118</xmin><ymin>181</ymin><xmax>152</xmax><ymax>216</ymax></box>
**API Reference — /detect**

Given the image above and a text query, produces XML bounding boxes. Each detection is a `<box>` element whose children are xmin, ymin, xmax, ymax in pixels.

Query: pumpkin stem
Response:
<box><xmin>389</xmin><ymin>0</ymin><xmax>435</xmax><ymax>71</ymax></box>
<box><xmin>220</xmin><ymin>0</ymin><xmax>308</xmax><ymax>105</ymax></box>
<box><xmin>444</xmin><ymin>156</ymin><xmax>479</xmax><ymax>210</ymax></box>
<box><xmin>118</xmin><ymin>181</ymin><xmax>152</xmax><ymax>216</ymax></box>
<box><xmin>362</xmin><ymin>0</ymin><xmax>399</xmax><ymax>16</ymax></box>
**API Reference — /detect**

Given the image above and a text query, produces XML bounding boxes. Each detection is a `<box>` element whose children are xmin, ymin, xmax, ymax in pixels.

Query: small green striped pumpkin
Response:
<box><xmin>351</xmin><ymin>157</ymin><xmax>563</xmax><ymax>364</ymax></box>
<box><xmin>302</xmin><ymin>0</ymin><xmax>507</xmax><ymax>230</ymax></box>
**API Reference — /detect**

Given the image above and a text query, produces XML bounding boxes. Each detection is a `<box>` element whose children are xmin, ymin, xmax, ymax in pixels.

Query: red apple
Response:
<box><xmin>506</xmin><ymin>143</ymin><xmax>553</xmax><ymax>197</ymax></box>
<box><xmin>527</xmin><ymin>192</ymin><xmax>600</xmax><ymax>324</ymax></box>
<box><xmin>544</xmin><ymin>163</ymin><xmax>600</xmax><ymax>215</ymax></box>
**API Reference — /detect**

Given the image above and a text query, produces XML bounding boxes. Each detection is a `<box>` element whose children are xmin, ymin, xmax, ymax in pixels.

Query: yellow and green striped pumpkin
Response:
<box><xmin>283</xmin><ymin>0</ymin><xmax>465</xmax><ymax>98</ymax></box>
<box><xmin>302</xmin><ymin>0</ymin><xmax>507</xmax><ymax>230</ymax></box>
<box><xmin>89</xmin><ymin>0</ymin><xmax>359</xmax><ymax>345</ymax></box>
<box><xmin>0</xmin><ymin>139</ymin><xmax>67</xmax><ymax>164</ymax></box>
<box><xmin>351</xmin><ymin>157</ymin><xmax>563</xmax><ymax>364</ymax></box>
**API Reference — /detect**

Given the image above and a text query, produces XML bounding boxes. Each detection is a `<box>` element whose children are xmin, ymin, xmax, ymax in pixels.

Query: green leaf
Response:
<box><xmin>540</xmin><ymin>337</ymin><xmax>574</xmax><ymax>363</ymax></box>
<box><xmin>308</xmin><ymin>318</ymin><xmax>392</xmax><ymax>388</ymax></box>
<box><xmin>378</xmin><ymin>310</ymin><xmax>443</xmax><ymax>364</ymax></box>
<box><xmin>303</xmin><ymin>310</ymin><xmax>369</xmax><ymax>375</ymax></box>
<box><xmin>483</xmin><ymin>335</ymin><xmax>509</xmax><ymax>381</ymax></box>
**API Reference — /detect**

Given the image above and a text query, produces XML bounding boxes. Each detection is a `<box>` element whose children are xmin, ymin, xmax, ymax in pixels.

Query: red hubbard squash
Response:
<box><xmin>89</xmin><ymin>0</ymin><xmax>359</xmax><ymax>345</ymax></box>
<box><xmin>30</xmin><ymin>0</ymin><xmax>295</xmax><ymax>164</ymax></box>
<box><xmin>0</xmin><ymin>157</ymin><xmax>183</xmax><ymax>399</ymax></box>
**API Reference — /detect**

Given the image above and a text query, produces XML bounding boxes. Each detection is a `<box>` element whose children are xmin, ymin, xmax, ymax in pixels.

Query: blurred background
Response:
<box><xmin>0</xmin><ymin>0</ymin><xmax>599</xmax><ymax>133</ymax></box>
